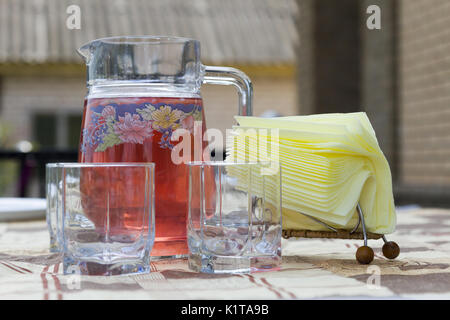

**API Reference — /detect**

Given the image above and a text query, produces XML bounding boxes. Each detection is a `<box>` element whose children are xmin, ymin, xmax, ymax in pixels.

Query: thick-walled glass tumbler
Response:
<box><xmin>187</xmin><ymin>161</ymin><xmax>282</xmax><ymax>274</ymax></box>
<box><xmin>46</xmin><ymin>163</ymin><xmax>64</xmax><ymax>252</ymax></box>
<box><xmin>61</xmin><ymin>163</ymin><xmax>155</xmax><ymax>276</ymax></box>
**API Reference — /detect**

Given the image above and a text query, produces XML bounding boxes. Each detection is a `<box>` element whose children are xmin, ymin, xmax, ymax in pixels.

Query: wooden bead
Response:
<box><xmin>356</xmin><ymin>246</ymin><xmax>374</xmax><ymax>264</ymax></box>
<box><xmin>382</xmin><ymin>241</ymin><xmax>400</xmax><ymax>259</ymax></box>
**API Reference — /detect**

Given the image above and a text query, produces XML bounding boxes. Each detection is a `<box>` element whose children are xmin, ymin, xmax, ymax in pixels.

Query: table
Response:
<box><xmin>0</xmin><ymin>207</ymin><xmax>449</xmax><ymax>299</ymax></box>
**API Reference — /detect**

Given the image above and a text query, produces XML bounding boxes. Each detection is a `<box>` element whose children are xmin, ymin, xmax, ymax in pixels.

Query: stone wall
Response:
<box><xmin>398</xmin><ymin>0</ymin><xmax>450</xmax><ymax>188</ymax></box>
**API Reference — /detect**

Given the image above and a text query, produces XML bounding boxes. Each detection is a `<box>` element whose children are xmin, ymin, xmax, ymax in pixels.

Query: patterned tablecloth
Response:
<box><xmin>0</xmin><ymin>206</ymin><xmax>449</xmax><ymax>300</ymax></box>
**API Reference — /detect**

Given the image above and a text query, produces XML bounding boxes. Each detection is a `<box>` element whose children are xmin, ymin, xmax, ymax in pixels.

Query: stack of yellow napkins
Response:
<box><xmin>226</xmin><ymin>112</ymin><xmax>396</xmax><ymax>234</ymax></box>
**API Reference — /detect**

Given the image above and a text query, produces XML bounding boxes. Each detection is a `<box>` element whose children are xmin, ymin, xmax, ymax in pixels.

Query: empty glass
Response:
<box><xmin>46</xmin><ymin>163</ymin><xmax>64</xmax><ymax>252</ymax></box>
<box><xmin>60</xmin><ymin>163</ymin><xmax>155</xmax><ymax>276</ymax></box>
<box><xmin>187</xmin><ymin>161</ymin><xmax>282</xmax><ymax>274</ymax></box>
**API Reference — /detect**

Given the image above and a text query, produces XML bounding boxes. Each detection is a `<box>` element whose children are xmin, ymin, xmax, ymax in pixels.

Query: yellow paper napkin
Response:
<box><xmin>226</xmin><ymin>112</ymin><xmax>396</xmax><ymax>234</ymax></box>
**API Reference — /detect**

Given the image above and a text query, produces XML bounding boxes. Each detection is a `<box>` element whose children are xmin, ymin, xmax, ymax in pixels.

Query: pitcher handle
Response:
<box><xmin>202</xmin><ymin>66</ymin><xmax>253</xmax><ymax>116</ymax></box>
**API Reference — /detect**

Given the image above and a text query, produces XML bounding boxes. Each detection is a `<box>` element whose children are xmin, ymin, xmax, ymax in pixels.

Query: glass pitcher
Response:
<box><xmin>77</xmin><ymin>36</ymin><xmax>252</xmax><ymax>258</ymax></box>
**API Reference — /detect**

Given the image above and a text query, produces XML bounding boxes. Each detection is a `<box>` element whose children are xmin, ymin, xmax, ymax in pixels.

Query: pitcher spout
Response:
<box><xmin>77</xmin><ymin>41</ymin><xmax>95</xmax><ymax>63</ymax></box>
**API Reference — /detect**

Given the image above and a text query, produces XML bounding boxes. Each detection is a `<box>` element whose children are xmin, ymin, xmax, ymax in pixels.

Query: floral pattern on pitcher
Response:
<box><xmin>81</xmin><ymin>102</ymin><xmax>202</xmax><ymax>153</ymax></box>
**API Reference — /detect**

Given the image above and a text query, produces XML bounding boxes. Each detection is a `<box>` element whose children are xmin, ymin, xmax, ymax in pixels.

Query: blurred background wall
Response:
<box><xmin>297</xmin><ymin>0</ymin><xmax>450</xmax><ymax>206</ymax></box>
<box><xmin>0</xmin><ymin>0</ymin><xmax>299</xmax><ymax>196</ymax></box>
<box><xmin>0</xmin><ymin>0</ymin><xmax>449</xmax><ymax>207</ymax></box>
<box><xmin>396</xmin><ymin>0</ymin><xmax>450</xmax><ymax>205</ymax></box>
<box><xmin>0</xmin><ymin>0</ymin><xmax>299</xmax><ymax>147</ymax></box>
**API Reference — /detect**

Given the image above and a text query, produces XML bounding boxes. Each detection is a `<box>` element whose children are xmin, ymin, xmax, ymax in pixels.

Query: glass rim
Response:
<box><xmin>186</xmin><ymin>161</ymin><xmax>278</xmax><ymax>167</ymax></box>
<box><xmin>45</xmin><ymin>162</ymin><xmax>155</xmax><ymax>168</ymax></box>
<box><xmin>80</xmin><ymin>35</ymin><xmax>198</xmax><ymax>48</ymax></box>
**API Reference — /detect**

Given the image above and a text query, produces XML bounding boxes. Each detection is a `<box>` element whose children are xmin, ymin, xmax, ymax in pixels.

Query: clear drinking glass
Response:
<box><xmin>187</xmin><ymin>161</ymin><xmax>282</xmax><ymax>274</ymax></box>
<box><xmin>46</xmin><ymin>163</ymin><xmax>64</xmax><ymax>252</ymax></box>
<box><xmin>61</xmin><ymin>163</ymin><xmax>155</xmax><ymax>276</ymax></box>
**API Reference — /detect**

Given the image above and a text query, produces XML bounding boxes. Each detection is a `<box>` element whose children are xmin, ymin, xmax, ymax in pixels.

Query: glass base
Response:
<box><xmin>151</xmin><ymin>254</ymin><xmax>188</xmax><ymax>261</ymax></box>
<box><xmin>188</xmin><ymin>253</ymin><xmax>281</xmax><ymax>274</ymax></box>
<box><xmin>63</xmin><ymin>257</ymin><xmax>150</xmax><ymax>276</ymax></box>
<box><xmin>49</xmin><ymin>236</ymin><xmax>61</xmax><ymax>253</ymax></box>
<box><xmin>151</xmin><ymin>239</ymin><xmax>188</xmax><ymax>258</ymax></box>
<box><xmin>49</xmin><ymin>244</ymin><xmax>60</xmax><ymax>253</ymax></box>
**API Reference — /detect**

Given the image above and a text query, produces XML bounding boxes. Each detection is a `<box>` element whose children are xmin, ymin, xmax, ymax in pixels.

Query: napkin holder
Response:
<box><xmin>282</xmin><ymin>204</ymin><xmax>400</xmax><ymax>264</ymax></box>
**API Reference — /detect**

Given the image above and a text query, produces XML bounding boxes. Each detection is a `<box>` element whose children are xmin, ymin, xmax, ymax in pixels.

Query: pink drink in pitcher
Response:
<box><xmin>79</xmin><ymin>96</ymin><xmax>211</xmax><ymax>257</ymax></box>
